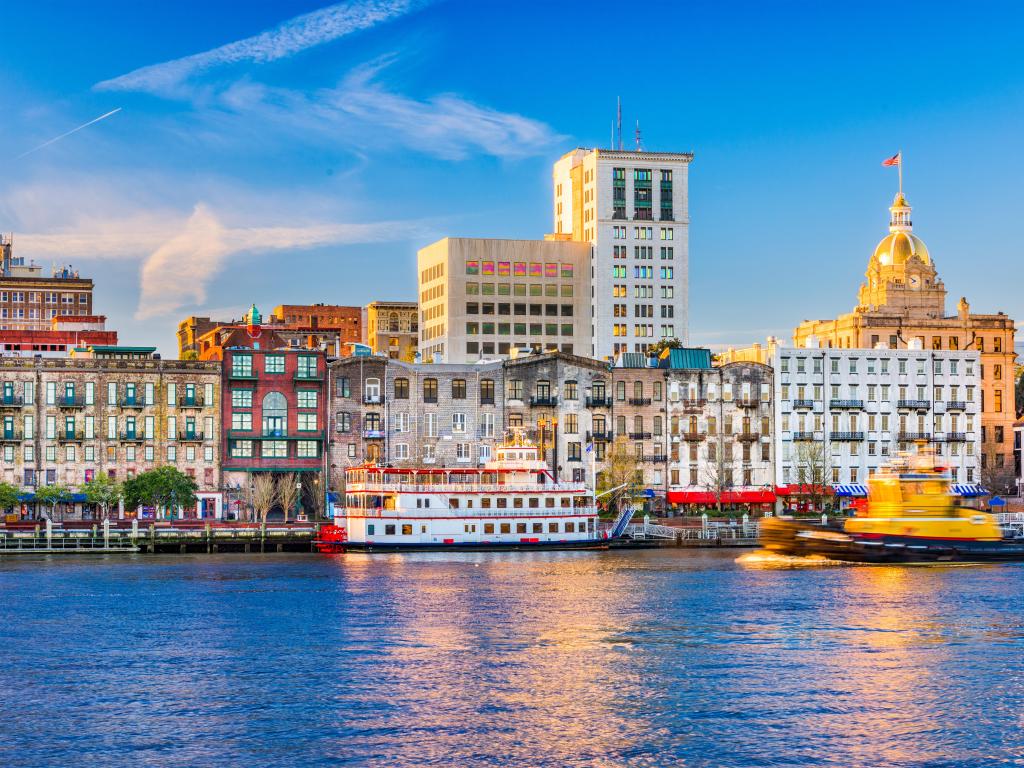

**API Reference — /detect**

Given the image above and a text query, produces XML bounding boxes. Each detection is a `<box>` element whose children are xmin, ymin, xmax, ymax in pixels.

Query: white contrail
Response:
<box><xmin>16</xmin><ymin>107</ymin><xmax>122</xmax><ymax>159</ymax></box>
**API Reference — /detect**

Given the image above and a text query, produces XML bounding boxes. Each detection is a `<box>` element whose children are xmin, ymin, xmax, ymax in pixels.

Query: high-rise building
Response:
<box><xmin>793</xmin><ymin>191</ymin><xmax>1017</xmax><ymax>493</ymax></box>
<box><xmin>417</xmin><ymin>238</ymin><xmax>592</xmax><ymax>364</ymax></box>
<box><xmin>551</xmin><ymin>148</ymin><xmax>693</xmax><ymax>359</ymax></box>
<box><xmin>0</xmin><ymin>234</ymin><xmax>94</xmax><ymax>333</ymax></box>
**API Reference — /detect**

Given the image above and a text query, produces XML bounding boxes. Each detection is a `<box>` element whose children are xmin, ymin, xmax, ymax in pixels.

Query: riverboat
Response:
<box><xmin>320</xmin><ymin>438</ymin><xmax>615</xmax><ymax>552</ymax></box>
<box><xmin>760</xmin><ymin>447</ymin><xmax>1024</xmax><ymax>563</ymax></box>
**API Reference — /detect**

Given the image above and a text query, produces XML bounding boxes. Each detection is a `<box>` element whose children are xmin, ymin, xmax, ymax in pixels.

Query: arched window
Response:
<box><xmin>389</xmin><ymin>312</ymin><xmax>400</xmax><ymax>332</ymax></box>
<box><xmin>263</xmin><ymin>391</ymin><xmax>287</xmax><ymax>436</ymax></box>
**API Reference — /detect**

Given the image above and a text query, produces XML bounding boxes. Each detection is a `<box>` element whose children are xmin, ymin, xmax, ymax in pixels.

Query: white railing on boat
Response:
<box><xmin>996</xmin><ymin>512</ymin><xmax>1024</xmax><ymax>523</ymax></box>
<box><xmin>340</xmin><ymin>506</ymin><xmax>601</xmax><ymax>519</ymax></box>
<box><xmin>344</xmin><ymin>482</ymin><xmax>587</xmax><ymax>494</ymax></box>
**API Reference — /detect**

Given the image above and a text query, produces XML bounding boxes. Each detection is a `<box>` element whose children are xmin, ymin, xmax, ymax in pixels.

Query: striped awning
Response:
<box><xmin>951</xmin><ymin>484</ymin><xmax>987</xmax><ymax>497</ymax></box>
<box><xmin>834</xmin><ymin>484</ymin><xmax>867</xmax><ymax>497</ymax></box>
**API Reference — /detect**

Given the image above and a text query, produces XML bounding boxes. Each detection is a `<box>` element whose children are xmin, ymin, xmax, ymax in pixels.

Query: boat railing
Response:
<box><xmin>344</xmin><ymin>482</ymin><xmax>587</xmax><ymax>494</ymax></box>
<box><xmin>344</xmin><ymin>505</ymin><xmax>601</xmax><ymax>518</ymax></box>
<box><xmin>995</xmin><ymin>512</ymin><xmax>1024</xmax><ymax>524</ymax></box>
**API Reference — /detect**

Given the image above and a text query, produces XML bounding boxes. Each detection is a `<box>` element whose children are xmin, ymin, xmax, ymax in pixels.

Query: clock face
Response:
<box><xmin>909</xmin><ymin>275</ymin><xmax>920</xmax><ymax>289</ymax></box>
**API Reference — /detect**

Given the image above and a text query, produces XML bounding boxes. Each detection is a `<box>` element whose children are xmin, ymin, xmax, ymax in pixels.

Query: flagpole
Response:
<box><xmin>898</xmin><ymin>150</ymin><xmax>903</xmax><ymax>196</ymax></box>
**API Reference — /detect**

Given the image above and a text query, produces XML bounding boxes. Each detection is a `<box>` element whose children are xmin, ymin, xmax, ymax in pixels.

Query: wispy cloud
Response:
<box><xmin>95</xmin><ymin>0</ymin><xmax>430</xmax><ymax>97</ymax></box>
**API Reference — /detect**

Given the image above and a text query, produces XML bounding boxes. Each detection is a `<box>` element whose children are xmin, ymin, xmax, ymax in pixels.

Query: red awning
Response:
<box><xmin>775</xmin><ymin>484</ymin><xmax>834</xmax><ymax>496</ymax></box>
<box><xmin>667</xmin><ymin>490</ymin><xmax>776</xmax><ymax>505</ymax></box>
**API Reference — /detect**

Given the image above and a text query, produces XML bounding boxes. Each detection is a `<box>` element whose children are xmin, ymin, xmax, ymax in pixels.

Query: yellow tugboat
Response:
<box><xmin>760</xmin><ymin>447</ymin><xmax>1023</xmax><ymax>563</ymax></box>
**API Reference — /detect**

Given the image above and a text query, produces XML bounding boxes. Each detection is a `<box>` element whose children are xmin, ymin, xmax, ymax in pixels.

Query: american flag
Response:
<box><xmin>882</xmin><ymin>152</ymin><xmax>901</xmax><ymax>167</ymax></box>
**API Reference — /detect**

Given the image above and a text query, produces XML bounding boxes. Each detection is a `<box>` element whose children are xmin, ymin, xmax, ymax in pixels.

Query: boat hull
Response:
<box><xmin>760</xmin><ymin>518</ymin><xmax>1024</xmax><ymax>563</ymax></box>
<box><xmin>340</xmin><ymin>538</ymin><xmax>610</xmax><ymax>553</ymax></box>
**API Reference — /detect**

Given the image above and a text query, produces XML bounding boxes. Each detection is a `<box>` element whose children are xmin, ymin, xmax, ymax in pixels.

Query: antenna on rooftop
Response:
<box><xmin>617</xmin><ymin>97</ymin><xmax>622</xmax><ymax>151</ymax></box>
<box><xmin>635</xmin><ymin>120</ymin><xmax>643</xmax><ymax>151</ymax></box>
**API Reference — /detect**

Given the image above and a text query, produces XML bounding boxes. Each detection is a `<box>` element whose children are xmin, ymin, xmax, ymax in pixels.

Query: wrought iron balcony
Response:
<box><xmin>585</xmin><ymin>396</ymin><xmax>613</xmax><ymax>408</ymax></box>
<box><xmin>57</xmin><ymin>396</ymin><xmax>85</xmax><ymax>409</ymax></box>
<box><xmin>57</xmin><ymin>430</ymin><xmax>86</xmax><ymax>442</ymax></box>
<box><xmin>363</xmin><ymin>394</ymin><xmax>385</xmax><ymax>405</ymax></box>
<box><xmin>682</xmin><ymin>431</ymin><xmax>705</xmax><ymax>441</ymax></box>
<box><xmin>641</xmin><ymin>455</ymin><xmax>667</xmax><ymax>463</ymax></box>
<box><xmin>628</xmin><ymin>431</ymin><xmax>652</xmax><ymax>441</ymax></box>
<box><xmin>791</xmin><ymin>431</ymin><xmax>815</xmax><ymax>441</ymax></box>
<box><xmin>118</xmin><ymin>431</ymin><xmax>144</xmax><ymax>442</ymax></box>
<box><xmin>736</xmin><ymin>431</ymin><xmax>761</xmax><ymax>442</ymax></box>
<box><xmin>946</xmin><ymin>400</ymin><xmax>967</xmax><ymax>411</ymax></box>
<box><xmin>945</xmin><ymin>432</ymin><xmax>968</xmax><ymax>442</ymax></box>
<box><xmin>587</xmin><ymin>430</ymin><xmax>613</xmax><ymax>442</ymax></box>
<box><xmin>178</xmin><ymin>395</ymin><xmax>206</xmax><ymax>408</ymax></box>
<box><xmin>628</xmin><ymin>397</ymin><xmax>652</xmax><ymax>406</ymax></box>
<box><xmin>898</xmin><ymin>400</ymin><xmax>930</xmax><ymax>410</ymax></box>
<box><xmin>735</xmin><ymin>397</ymin><xmax>760</xmax><ymax>408</ymax></box>
<box><xmin>681</xmin><ymin>398</ymin><xmax>706</xmax><ymax>412</ymax></box>
<box><xmin>898</xmin><ymin>431</ymin><xmax>932</xmax><ymax>441</ymax></box>
<box><xmin>118</xmin><ymin>397</ymin><xmax>146</xmax><ymax>409</ymax></box>
<box><xmin>792</xmin><ymin>399</ymin><xmax>815</xmax><ymax>409</ymax></box>
<box><xmin>0</xmin><ymin>430</ymin><xmax>22</xmax><ymax>442</ymax></box>
<box><xmin>0</xmin><ymin>395</ymin><xmax>24</xmax><ymax>408</ymax></box>
<box><xmin>829</xmin><ymin>399</ymin><xmax>864</xmax><ymax>409</ymax></box>
<box><xmin>177</xmin><ymin>431</ymin><xmax>205</xmax><ymax>442</ymax></box>
<box><xmin>830</xmin><ymin>431</ymin><xmax>865</xmax><ymax>441</ymax></box>
<box><xmin>529</xmin><ymin>395</ymin><xmax>558</xmax><ymax>407</ymax></box>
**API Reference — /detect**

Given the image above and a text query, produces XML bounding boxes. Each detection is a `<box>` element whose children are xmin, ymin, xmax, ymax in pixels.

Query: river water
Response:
<box><xmin>1</xmin><ymin>550</ymin><xmax>1023</xmax><ymax>767</ymax></box>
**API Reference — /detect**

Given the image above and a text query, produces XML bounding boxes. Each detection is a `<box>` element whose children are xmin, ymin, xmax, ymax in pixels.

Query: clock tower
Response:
<box><xmin>855</xmin><ymin>191</ymin><xmax>946</xmax><ymax>319</ymax></box>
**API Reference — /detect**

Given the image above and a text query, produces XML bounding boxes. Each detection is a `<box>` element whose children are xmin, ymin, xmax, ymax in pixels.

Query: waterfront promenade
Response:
<box><xmin>3</xmin><ymin>550</ymin><xmax>1024</xmax><ymax>767</ymax></box>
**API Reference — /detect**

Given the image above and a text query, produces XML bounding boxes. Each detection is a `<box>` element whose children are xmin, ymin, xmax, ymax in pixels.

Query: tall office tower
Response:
<box><xmin>551</xmin><ymin>148</ymin><xmax>693</xmax><ymax>360</ymax></box>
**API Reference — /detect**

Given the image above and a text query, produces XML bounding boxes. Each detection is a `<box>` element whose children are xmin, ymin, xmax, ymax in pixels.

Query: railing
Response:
<box><xmin>628</xmin><ymin>432</ymin><xmax>652</xmax><ymax>440</ymax></box>
<box><xmin>898</xmin><ymin>400</ymin><xmax>930</xmax><ymax>410</ymax></box>
<box><xmin>830</xmin><ymin>431</ymin><xmax>865</xmax><ymax>441</ymax></box>
<box><xmin>118</xmin><ymin>431</ymin><xmax>144</xmax><ymax>441</ymax></box>
<box><xmin>792</xmin><ymin>431</ymin><xmax>815</xmax><ymax>441</ymax></box>
<box><xmin>118</xmin><ymin>397</ymin><xmax>146</xmax><ymax>408</ymax></box>
<box><xmin>641</xmin><ymin>455</ymin><xmax>667</xmax><ymax>463</ymax></box>
<box><xmin>944</xmin><ymin>432</ymin><xmax>967</xmax><ymax>442</ymax></box>
<box><xmin>228</xmin><ymin>370</ymin><xmax>258</xmax><ymax>380</ymax></box>
<box><xmin>362</xmin><ymin>430</ymin><xmax>385</xmax><ymax>439</ymax></box>
<box><xmin>585</xmin><ymin>396</ymin><xmax>613</xmax><ymax>408</ymax></box>
<box><xmin>898</xmin><ymin>432</ymin><xmax>932</xmax><ymax>441</ymax></box>
<box><xmin>0</xmin><ymin>396</ymin><xmax>24</xmax><ymax>407</ymax></box>
<box><xmin>792</xmin><ymin>399</ymin><xmax>815</xmax><ymax>409</ymax></box>
<box><xmin>628</xmin><ymin>397</ymin><xmax>652</xmax><ymax>406</ymax></box>
<box><xmin>587</xmin><ymin>430</ymin><xmax>613</xmax><ymax>442</ymax></box>
<box><xmin>529</xmin><ymin>395</ymin><xmax>558</xmax><ymax>407</ymax></box>
<box><xmin>177</xmin><ymin>431</ymin><xmax>205</xmax><ymax>442</ymax></box>
<box><xmin>57</xmin><ymin>431</ymin><xmax>85</xmax><ymax>442</ymax></box>
<box><xmin>624</xmin><ymin>522</ymin><xmax>679</xmax><ymax>540</ymax></box>
<box><xmin>681</xmin><ymin>398</ymin><xmax>706</xmax><ymax>411</ymax></box>
<box><xmin>830</xmin><ymin>399</ymin><xmax>864</xmax><ymax>409</ymax></box>
<box><xmin>363</xmin><ymin>395</ymin><xmax>385</xmax><ymax>405</ymax></box>
<box><xmin>679</xmin><ymin>524</ymin><xmax>761</xmax><ymax>542</ymax></box>
<box><xmin>682</xmin><ymin>431</ymin><xmax>705</xmax><ymax>441</ymax></box>
<box><xmin>57</xmin><ymin>396</ymin><xmax>85</xmax><ymax>408</ymax></box>
<box><xmin>293</xmin><ymin>372</ymin><xmax>324</xmax><ymax>382</ymax></box>
<box><xmin>0</xmin><ymin>431</ymin><xmax>21</xmax><ymax>441</ymax></box>
<box><xmin>735</xmin><ymin>397</ymin><xmax>760</xmax><ymax>408</ymax></box>
<box><xmin>178</xmin><ymin>396</ymin><xmax>206</xmax><ymax>407</ymax></box>
<box><xmin>345</xmin><ymin>481</ymin><xmax>587</xmax><ymax>494</ymax></box>
<box><xmin>736</xmin><ymin>431</ymin><xmax>760</xmax><ymax>441</ymax></box>
<box><xmin>946</xmin><ymin>400</ymin><xmax>967</xmax><ymax>410</ymax></box>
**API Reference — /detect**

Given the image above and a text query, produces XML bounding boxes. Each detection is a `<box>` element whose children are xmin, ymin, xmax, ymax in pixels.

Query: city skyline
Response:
<box><xmin>2</xmin><ymin>0</ymin><xmax>1022</xmax><ymax>355</ymax></box>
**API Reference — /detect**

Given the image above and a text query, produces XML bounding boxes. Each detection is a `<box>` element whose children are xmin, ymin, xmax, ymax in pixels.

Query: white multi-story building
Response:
<box><xmin>773</xmin><ymin>343</ymin><xmax>983</xmax><ymax>505</ymax></box>
<box><xmin>552</xmin><ymin>148</ymin><xmax>693</xmax><ymax>360</ymax></box>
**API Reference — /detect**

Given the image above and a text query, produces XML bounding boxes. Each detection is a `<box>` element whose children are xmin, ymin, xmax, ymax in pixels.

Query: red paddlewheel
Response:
<box><xmin>316</xmin><ymin>524</ymin><xmax>348</xmax><ymax>554</ymax></box>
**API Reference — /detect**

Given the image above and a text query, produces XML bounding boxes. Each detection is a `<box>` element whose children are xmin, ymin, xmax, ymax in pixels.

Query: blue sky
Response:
<box><xmin>2</xmin><ymin>0</ymin><xmax>1022</xmax><ymax>355</ymax></box>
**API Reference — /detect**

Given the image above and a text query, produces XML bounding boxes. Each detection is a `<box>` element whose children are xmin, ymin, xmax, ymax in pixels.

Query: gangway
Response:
<box><xmin>623</xmin><ymin>522</ymin><xmax>679</xmax><ymax>540</ymax></box>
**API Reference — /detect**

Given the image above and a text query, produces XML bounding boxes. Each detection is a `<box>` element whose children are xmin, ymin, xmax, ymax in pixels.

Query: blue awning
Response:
<box><xmin>17</xmin><ymin>492</ymin><xmax>88</xmax><ymax>503</ymax></box>
<box><xmin>327</xmin><ymin>492</ymin><xmax>341</xmax><ymax>503</ymax></box>
<box><xmin>990</xmin><ymin>496</ymin><xmax>1007</xmax><ymax>506</ymax></box>
<box><xmin>834</xmin><ymin>484</ymin><xmax>867</xmax><ymax>497</ymax></box>
<box><xmin>951</xmin><ymin>484</ymin><xmax>987</xmax><ymax>497</ymax></box>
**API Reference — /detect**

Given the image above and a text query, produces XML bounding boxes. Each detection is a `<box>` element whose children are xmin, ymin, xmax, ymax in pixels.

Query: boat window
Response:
<box><xmin>367</xmin><ymin>524</ymin><xmax>375</xmax><ymax>535</ymax></box>
<box><xmin>497</xmin><ymin>497</ymin><xmax>507</xmax><ymax>508</ymax></box>
<box><xmin>500</xmin><ymin>523</ymin><xmax>511</xmax><ymax>534</ymax></box>
<box><xmin>450</xmin><ymin>499</ymin><xmax>459</xmax><ymax>509</ymax></box>
<box><xmin>532</xmin><ymin>522</ymin><xmax>543</xmax><ymax>533</ymax></box>
<box><xmin>513</xmin><ymin>498</ymin><xmax>524</xmax><ymax>508</ymax></box>
<box><xmin>420</xmin><ymin>525</ymin><xmax>427</xmax><ymax>534</ymax></box>
<box><xmin>566</xmin><ymin>522</ymin><xmax>575</xmax><ymax>533</ymax></box>
<box><xmin>561</xmin><ymin>498</ymin><xmax>572</xmax><ymax>508</ymax></box>
<box><xmin>548</xmin><ymin>522</ymin><xmax>559</xmax><ymax>533</ymax></box>
<box><xmin>545</xmin><ymin>498</ymin><xmax>556</xmax><ymax>508</ymax></box>
<box><xmin>484</xmin><ymin>523</ymin><xmax>495</xmax><ymax>534</ymax></box>
<box><xmin>481</xmin><ymin>497</ymin><xmax>492</xmax><ymax>508</ymax></box>
<box><xmin>516</xmin><ymin>523</ymin><xmax>527</xmax><ymax>533</ymax></box>
<box><xmin>529</xmin><ymin>498</ymin><xmax>540</xmax><ymax>508</ymax></box>
<box><xmin>385</xmin><ymin>524</ymin><xmax>395</xmax><ymax>535</ymax></box>
<box><xmin>401</xmin><ymin>524</ymin><xmax>412</xmax><ymax>535</ymax></box>
<box><xmin>466</xmin><ymin>499</ymin><xmax>474</xmax><ymax>508</ymax></box>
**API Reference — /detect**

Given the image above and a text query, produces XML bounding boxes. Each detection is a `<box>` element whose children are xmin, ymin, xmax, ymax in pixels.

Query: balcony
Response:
<box><xmin>830</xmin><ymin>399</ymin><xmax>864</xmax><ymax>409</ymax></box>
<box><xmin>293</xmin><ymin>371</ymin><xmax>324</xmax><ymax>383</ymax></box>
<box><xmin>792</xmin><ymin>399</ymin><xmax>815</xmax><ymax>409</ymax></box>
<box><xmin>57</xmin><ymin>396</ymin><xmax>85</xmax><ymax>409</ymax></box>
<box><xmin>587</xmin><ymin>430</ymin><xmax>613</xmax><ymax>442</ymax></box>
<box><xmin>363</xmin><ymin>394</ymin><xmax>385</xmax><ymax>405</ymax></box>
<box><xmin>628</xmin><ymin>431</ymin><xmax>652</xmax><ymax>440</ymax></box>
<box><xmin>736</xmin><ymin>431</ymin><xmax>761</xmax><ymax>442</ymax></box>
<box><xmin>898</xmin><ymin>400</ymin><xmax>930</xmax><ymax>411</ymax></box>
<box><xmin>178</xmin><ymin>395</ymin><xmax>205</xmax><ymax>408</ymax></box>
<box><xmin>681</xmin><ymin>398</ymin><xmax>706</xmax><ymax>412</ymax></box>
<box><xmin>682</xmin><ymin>431</ymin><xmax>705</xmax><ymax>441</ymax></box>
<box><xmin>0</xmin><ymin>396</ymin><xmax>24</xmax><ymax>409</ymax></box>
<box><xmin>529</xmin><ymin>395</ymin><xmax>558</xmax><ymax>407</ymax></box>
<box><xmin>830</xmin><ymin>431</ymin><xmax>865</xmax><ymax>441</ymax></box>
<box><xmin>945</xmin><ymin>432</ymin><xmax>968</xmax><ymax>442</ymax></box>
<box><xmin>178</xmin><ymin>431</ymin><xmax>205</xmax><ymax>442</ymax></box>
<box><xmin>898</xmin><ymin>432</ymin><xmax>932</xmax><ymax>441</ymax></box>
<box><xmin>362</xmin><ymin>429</ymin><xmax>385</xmax><ymax>439</ymax></box>
<box><xmin>792</xmin><ymin>431</ymin><xmax>815</xmax><ymax>441</ymax></box>
<box><xmin>118</xmin><ymin>397</ymin><xmax>146</xmax><ymax>409</ymax></box>
<box><xmin>585</xmin><ymin>396</ymin><xmax>613</xmax><ymax>408</ymax></box>
<box><xmin>119</xmin><ymin>431</ymin><xmax>144</xmax><ymax>442</ymax></box>
<box><xmin>628</xmin><ymin>397</ymin><xmax>652</xmax><ymax>406</ymax></box>
<box><xmin>228</xmin><ymin>370</ymin><xmax>258</xmax><ymax>381</ymax></box>
<box><xmin>946</xmin><ymin>400</ymin><xmax>967</xmax><ymax>411</ymax></box>
<box><xmin>0</xmin><ymin>430</ymin><xmax>21</xmax><ymax>442</ymax></box>
<box><xmin>57</xmin><ymin>430</ymin><xmax>85</xmax><ymax>442</ymax></box>
<box><xmin>735</xmin><ymin>397</ymin><xmax>760</xmax><ymax>408</ymax></box>
<box><xmin>641</xmin><ymin>455</ymin><xmax>667</xmax><ymax>463</ymax></box>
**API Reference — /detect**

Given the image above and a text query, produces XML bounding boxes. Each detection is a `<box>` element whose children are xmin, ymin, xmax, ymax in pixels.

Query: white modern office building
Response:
<box><xmin>552</xmin><ymin>147</ymin><xmax>693</xmax><ymax>360</ymax></box>
<box><xmin>773</xmin><ymin>342</ymin><xmax>983</xmax><ymax>503</ymax></box>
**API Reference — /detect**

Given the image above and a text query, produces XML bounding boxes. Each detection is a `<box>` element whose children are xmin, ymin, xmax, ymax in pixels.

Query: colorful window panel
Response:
<box><xmin>545</xmin><ymin>263</ymin><xmax>558</xmax><ymax>278</ymax></box>
<box><xmin>529</xmin><ymin>263</ymin><xmax>543</xmax><ymax>277</ymax></box>
<box><xmin>497</xmin><ymin>261</ymin><xmax>511</xmax><ymax>276</ymax></box>
<box><xmin>514</xmin><ymin>262</ymin><xmax>527</xmax><ymax>276</ymax></box>
<box><xmin>481</xmin><ymin>261</ymin><xmax>495</xmax><ymax>276</ymax></box>
<box><xmin>561</xmin><ymin>264</ymin><xmax>573</xmax><ymax>278</ymax></box>
<box><xmin>465</xmin><ymin>260</ymin><xmax>479</xmax><ymax>275</ymax></box>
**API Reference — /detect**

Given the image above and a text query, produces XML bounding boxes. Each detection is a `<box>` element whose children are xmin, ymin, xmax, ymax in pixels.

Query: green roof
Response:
<box><xmin>617</xmin><ymin>352</ymin><xmax>650</xmax><ymax>368</ymax></box>
<box><xmin>89</xmin><ymin>346</ymin><xmax>157</xmax><ymax>353</ymax></box>
<box><xmin>660</xmin><ymin>347</ymin><xmax>713</xmax><ymax>369</ymax></box>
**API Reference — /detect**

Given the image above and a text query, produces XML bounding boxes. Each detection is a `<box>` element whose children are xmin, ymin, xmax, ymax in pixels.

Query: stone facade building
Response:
<box><xmin>0</xmin><ymin>354</ymin><xmax>222</xmax><ymax>518</ymax></box>
<box><xmin>793</xmin><ymin>191</ymin><xmax>1017</xmax><ymax>493</ymax></box>
<box><xmin>612</xmin><ymin>353</ymin><xmax>672</xmax><ymax>497</ymax></box>
<box><xmin>364</xmin><ymin>301</ymin><xmax>418</xmax><ymax>360</ymax></box>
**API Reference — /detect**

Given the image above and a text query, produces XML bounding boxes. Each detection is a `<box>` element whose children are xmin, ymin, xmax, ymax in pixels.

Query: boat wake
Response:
<box><xmin>735</xmin><ymin>550</ymin><xmax>851</xmax><ymax>568</ymax></box>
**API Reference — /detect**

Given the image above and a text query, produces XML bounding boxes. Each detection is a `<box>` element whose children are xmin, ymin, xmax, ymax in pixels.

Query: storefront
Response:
<box><xmin>667</xmin><ymin>489</ymin><xmax>776</xmax><ymax>515</ymax></box>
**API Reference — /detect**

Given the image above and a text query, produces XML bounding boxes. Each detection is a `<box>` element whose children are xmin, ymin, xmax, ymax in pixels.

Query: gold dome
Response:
<box><xmin>892</xmin><ymin>191</ymin><xmax>908</xmax><ymax>207</ymax></box>
<box><xmin>872</xmin><ymin>231</ymin><xmax>930</xmax><ymax>267</ymax></box>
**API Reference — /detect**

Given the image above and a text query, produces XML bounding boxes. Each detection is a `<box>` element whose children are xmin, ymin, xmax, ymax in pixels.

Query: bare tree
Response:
<box><xmin>793</xmin><ymin>441</ymin><xmax>833</xmax><ymax>514</ymax></box>
<box><xmin>304</xmin><ymin>474</ymin><xmax>327</xmax><ymax>520</ymax></box>
<box><xmin>701</xmin><ymin>437</ymin><xmax>735</xmax><ymax>515</ymax></box>
<box><xmin>277</xmin><ymin>473</ymin><xmax>300</xmax><ymax>523</ymax></box>
<box><xmin>252</xmin><ymin>473</ymin><xmax>278</xmax><ymax>526</ymax></box>
<box><xmin>980</xmin><ymin>457</ymin><xmax>1016</xmax><ymax>500</ymax></box>
<box><xmin>596</xmin><ymin>436</ymin><xmax>642</xmax><ymax>518</ymax></box>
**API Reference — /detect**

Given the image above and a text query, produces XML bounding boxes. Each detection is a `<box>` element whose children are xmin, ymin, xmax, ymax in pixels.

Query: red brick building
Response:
<box><xmin>219</xmin><ymin>307</ymin><xmax>327</xmax><ymax>518</ymax></box>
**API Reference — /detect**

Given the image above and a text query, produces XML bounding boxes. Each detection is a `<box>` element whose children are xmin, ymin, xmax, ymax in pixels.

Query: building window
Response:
<box><xmin>452</xmin><ymin>379</ymin><xmax>467</xmax><ymax>399</ymax></box>
<box><xmin>394</xmin><ymin>378</ymin><xmax>410</xmax><ymax>399</ymax></box>
<box><xmin>296</xmin><ymin>441</ymin><xmax>318</xmax><ymax>458</ymax></box>
<box><xmin>262</xmin><ymin>392</ymin><xmax>287</xmax><ymax>436</ymax></box>
<box><xmin>231</xmin><ymin>355</ymin><xmax>253</xmax><ymax>377</ymax></box>
<box><xmin>261</xmin><ymin>441</ymin><xmax>287</xmax><ymax>458</ymax></box>
<box><xmin>265</xmin><ymin>355</ymin><xmax>285</xmax><ymax>374</ymax></box>
<box><xmin>296</xmin><ymin>356</ymin><xmax>318</xmax><ymax>379</ymax></box>
<box><xmin>423</xmin><ymin>378</ymin><xmax>438</xmax><ymax>403</ymax></box>
<box><xmin>297</xmin><ymin>390</ymin><xmax>317</xmax><ymax>409</ymax></box>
